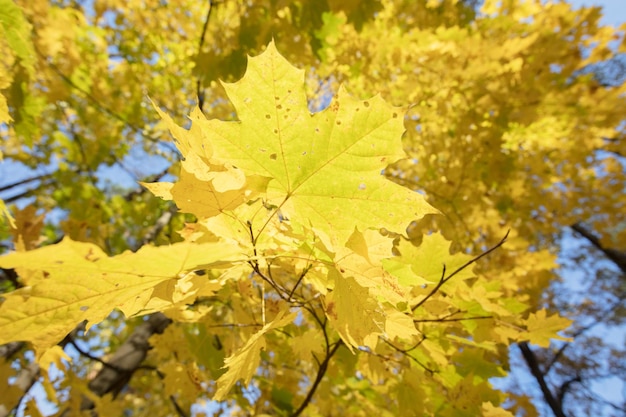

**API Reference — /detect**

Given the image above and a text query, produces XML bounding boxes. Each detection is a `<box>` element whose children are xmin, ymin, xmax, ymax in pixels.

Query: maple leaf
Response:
<box><xmin>0</xmin><ymin>238</ymin><xmax>242</xmax><ymax>355</ymax></box>
<box><xmin>179</xmin><ymin>41</ymin><xmax>437</xmax><ymax>247</ymax></box>
<box><xmin>383</xmin><ymin>232</ymin><xmax>476</xmax><ymax>288</ymax></box>
<box><xmin>213</xmin><ymin>309</ymin><xmax>297</xmax><ymax>401</ymax></box>
<box><xmin>482</xmin><ymin>402</ymin><xmax>516</xmax><ymax>417</ymax></box>
<box><xmin>325</xmin><ymin>272</ymin><xmax>385</xmax><ymax>350</ymax></box>
<box><xmin>523</xmin><ymin>309</ymin><xmax>572</xmax><ymax>348</ymax></box>
<box><xmin>143</xmin><ymin>105</ymin><xmax>269</xmax><ymax>218</ymax></box>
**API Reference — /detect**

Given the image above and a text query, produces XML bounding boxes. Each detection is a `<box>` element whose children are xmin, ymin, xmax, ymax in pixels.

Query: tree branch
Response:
<box><xmin>290</xmin><ymin>340</ymin><xmax>342</xmax><ymax>417</ymax></box>
<box><xmin>0</xmin><ymin>173</ymin><xmax>54</xmax><ymax>193</ymax></box>
<box><xmin>571</xmin><ymin>223</ymin><xmax>626</xmax><ymax>276</ymax></box>
<box><xmin>518</xmin><ymin>341</ymin><xmax>568</xmax><ymax>417</ymax></box>
<box><xmin>80</xmin><ymin>313</ymin><xmax>172</xmax><ymax>410</ymax></box>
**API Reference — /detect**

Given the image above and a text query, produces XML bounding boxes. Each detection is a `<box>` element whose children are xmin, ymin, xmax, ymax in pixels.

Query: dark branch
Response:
<box><xmin>169</xmin><ymin>395</ymin><xmax>189</xmax><ymax>417</ymax></box>
<box><xmin>290</xmin><ymin>340</ymin><xmax>342</xmax><ymax>417</ymax></box>
<box><xmin>0</xmin><ymin>173</ymin><xmax>53</xmax><ymax>193</ymax></box>
<box><xmin>571</xmin><ymin>223</ymin><xmax>626</xmax><ymax>276</ymax></box>
<box><xmin>518</xmin><ymin>342</ymin><xmax>568</xmax><ymax>417</ymax></box>
<box><xmin>556</xmin><ymin>374</ymin><xmax>581</xmax><ymax>408</ymax></box>
<box><xmin>81</xmin><ymin>313</ymin><xmax>172</xmax><ymax>410</ymax></box>
<box><xmin>381</xmin><ymin>336</ymin><xmax>433</xmax><ymax>374</ymax></box>
<box><xmin>413</xmin><ymin>315</ymin><xmax>492</xmax><ymax>323</ymax></box>
<box><xmin>195</xmin><ymin>0</ymin><xmax>213</xmax><ymax>111</ymax></box>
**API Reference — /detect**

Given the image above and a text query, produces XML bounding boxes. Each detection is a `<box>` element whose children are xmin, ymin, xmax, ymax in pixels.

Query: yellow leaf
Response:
<box><xmin>337</xmin><ymin>229</ymin><xmax>408</xmax><ymax>306</ymax></box>
<box><xmin>38</xmin><ymin>345</ymin><xmax>71</xmax><ymax>370</ymax></box>
<box><xmin>383</xmin><ymin>232</ymin><xmax>475</xmax><ymax>288</ymax></box>
<box><xmin>0</xmin><ymin>93</ymin><xmax>11</xmax><ymax>126</ymax></box>
<box><xmin>192</xmin><ymin>40</ymin><xmax>436</xmax><ymax>247</ymax></box>
<box><xmin>10</xmin><ymin>205</ymin><xmax>44</xmax><ymax>251</ymax></box>
<box><xmin>213</xmin><ymin>309</ymin><xmax>297</xmax><ymax>400</ymax></box>
<box><xmin>0</xmin><ymin>359</ymin><xmax>25</xmax><ymax>415</ymax></box>
<box><xmin>325</xmin><ymin>273</ymin><xmax>384</xmax><ymax>350</ymax></box>
<box><xmin>482</xmin><ymin>401</ymin><xmax>515</xmax><ymax>417</ymax></box>
<box><xmin>0</xmin><ymin>238</ymin><xmax>242</xmax><ymax>352</ymax></box>
<box><xmin>0</xmin><ymin>199</ymin><xmax>15</xmax><ymax>229</ymax></box>
<box><xmin>384</xmin><ymin>309</ymin><xmax>419</xmax><ymax>340</ymax></box>
<box><xmin>523</xmin><ymin>309</ymin><xmax>572</xmax><ymax>348</ymax></box>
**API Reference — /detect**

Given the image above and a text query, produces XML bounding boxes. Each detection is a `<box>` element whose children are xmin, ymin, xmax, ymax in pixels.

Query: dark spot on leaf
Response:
<box><xmin>43</xmin><ymin>271</ymin><xmax>50</xmax><ymax>278</ymax></box>
<box><xmin>273</xmin><ymin>129</ymin><xmax>278</xmax><ymax>134</ymax></box>
<box><xmin>270</xmin><ymin>153</ymin><xmax>277</xmax><ymax>160</ymax></box>
<box><xmin>277</xmin><ymin>104</ymin><xmax>283</xmax><ymax>110</ymax></box>
<box><xmin>364</xmin><ymin>101</ymin><xmax>370</xmax><ymax>107</ymax></box>
<box><xmin>393</xmin><ymin>112</ymin><xmax>398</xmax><ymax>118</ymax></box>
<box><xmin>275</xmin><ymin>96</ymin><xmax>279</xmax><ymax>100</ymax></box>
<box><xmin>336</xmin><ymin>120</ymin><xmax>342</xmax><ymax>125</ymax></box>
<box><xmin>356</xmin><ymin>108</ymin><xmax>360</xmax><ymax>112</ymax></box>
<box><xmin>265</xmin><ymin>114</ymin><xmax>271</xmax><ymax>119</ymax></box>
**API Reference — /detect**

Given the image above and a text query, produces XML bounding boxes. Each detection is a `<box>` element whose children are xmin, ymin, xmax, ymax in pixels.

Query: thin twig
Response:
<box><xmin>290</xmin><ymin>341</ymin><xmax>342</xmax><ymax>417</ymax></box>
<box><xmin>412</xmin><ymin>230</ymin><xmax>510</xmax><ymax>312</ymax></box>
<box><xmin>380</xmin><ymin>336</ymin><xmax>434</xmax><ymax>374</ymax></box>
<box><xmin>413</xmin><ymin>315</ymin><xmax>492</xmax><ymax>323</ymax></box>
<box><xmin>0</xmin><ymin>173</ymin><xmax>54</xmax><ymax>193</ymax></box>
<box><xmin>169</xmin><ymin>395</ymin><xmax>189</xmax><ymax>417</ymax></box>
<box><xmin>67</xmin><ymin>336</ymin><xmax>127</xmax><ymax>373</ymax></box>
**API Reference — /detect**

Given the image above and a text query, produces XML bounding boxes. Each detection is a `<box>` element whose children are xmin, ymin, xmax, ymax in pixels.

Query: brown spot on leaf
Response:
<box><xmin>326</xmin><ymin>301</ymin><xmax>337</xmax><ymax>319</ymax></box>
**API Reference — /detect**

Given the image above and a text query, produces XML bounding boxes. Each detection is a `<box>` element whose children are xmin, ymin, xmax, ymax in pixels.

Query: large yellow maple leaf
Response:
<box><xmin>152</xmin><ymin>41</ymin><xmax>436</xmax><ymax>248</ymax></box>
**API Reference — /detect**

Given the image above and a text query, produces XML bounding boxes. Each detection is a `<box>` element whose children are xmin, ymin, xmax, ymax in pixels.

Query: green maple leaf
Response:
<box><xmin>174</xmin><ymin>41</ymin><xmax>436</xmax><ymax>247</ymax></box>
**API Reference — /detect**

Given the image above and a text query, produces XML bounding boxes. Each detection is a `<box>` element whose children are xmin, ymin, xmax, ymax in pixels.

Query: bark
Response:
<box><xmin>518</xmin><ymin>342</ymin><xmax>568</xmax><ymax>417</ymax></box>
<box><xmin>80</xmin><ymin>312</ymin><xmax>172</xmax><ymax>410</ymax></box>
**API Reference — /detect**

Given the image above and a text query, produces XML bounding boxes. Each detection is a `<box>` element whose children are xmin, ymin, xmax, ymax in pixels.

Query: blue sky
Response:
<box><xmin>567</xmin><ymin>0</ymin><xmax>626</xmax><ymax>26</ymax></box>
